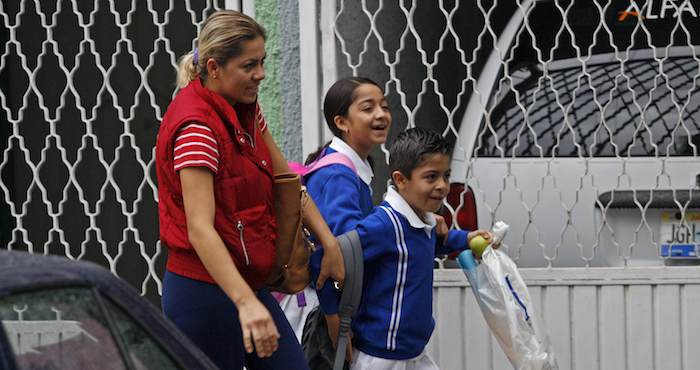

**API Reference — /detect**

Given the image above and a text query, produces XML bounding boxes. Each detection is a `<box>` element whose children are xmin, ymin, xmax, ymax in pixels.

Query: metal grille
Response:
<box><xmin>6</xmin><ymin>0</ymin><xmax>700</xmax><ymax>308</ymax></box>
<box><xmin>0</xmin><ymin>0</ymin><xmax>230</xmax><ymax>302</ymax></box>
<box><xmin>313</xmin><ymin>0</ymin><xmax>700</xmax><ymax>267</ymax></box>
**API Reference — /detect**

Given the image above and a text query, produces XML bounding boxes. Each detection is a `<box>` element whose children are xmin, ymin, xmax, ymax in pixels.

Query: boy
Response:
<box><xmin>349</xmin><ymin>127</ymin><xmax>493</xmax><ymax>370</ymax></box>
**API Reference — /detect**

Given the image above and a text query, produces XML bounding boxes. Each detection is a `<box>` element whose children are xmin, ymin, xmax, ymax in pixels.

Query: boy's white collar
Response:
<box><xmin>329</xmin><ymin>137</ymin><xmax>373</xmax><ymax>185</ymax></box>
<box><xmin>384</xmin><ymin>186</ymin><xmax>436</xmax><ymax>238</ymax></box>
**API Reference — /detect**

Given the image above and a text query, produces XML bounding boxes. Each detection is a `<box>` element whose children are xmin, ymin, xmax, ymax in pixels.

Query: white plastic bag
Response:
<box><xmin>458</xmin><ymin>222</ymin><xmax>558</xmax><ymax>370</ymax></box>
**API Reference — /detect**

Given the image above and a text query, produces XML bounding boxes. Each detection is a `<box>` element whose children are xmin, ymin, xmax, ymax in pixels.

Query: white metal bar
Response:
<box><xmin>434</xmin><ymin>287</ymin><xmax>463</xmax><ymax>369</ymax></box>
<box><xmin>462</xmin><ymin>287</ymin><xmax>491</xmax><ymax>370</ymax></box>
<box><xmin>654</xmin><ymin>285</ymin><xmax>682</xmax><ymax>370</ymax></box>
<box><xmin>627</xmin><ymin>286</ymin><xmax>654</xmax><ymax>370</ymax></box>
<box><xmin>682</xmin><ymin>285</ymin><xmax>700</xmax><ymax>370</ymax></box>
<box><xmin>572</xmin><ymin>286</ymin><xmax>599</xmax><ymax>369</ymax></box>
<box><xmin>241</xmin><ymin>0</ymin><xmax>255</xmax><ymax>18</ymax></box>
<box><xmin>299</xmin><ymin>0</ymin><xmax>322</xmax><ymax>158</ymax></box>
<box><xmin>599</xmin><ymin>285</ymin><xmax>626</xmax><ymax>369</ymax></box>
<box><xmin>544</xmin><ymin>286</ymin><xmax>571</xmax><ymax>370</ymax></box>
<box><xmin>319</xmin><ymin>0</ymin><xmax>337</xmax><ymax>144</ymax></box>
<box><xmin>224</xmin><ymin>0</ymin><xmax>241</xmax><ymax>11</ymax></box>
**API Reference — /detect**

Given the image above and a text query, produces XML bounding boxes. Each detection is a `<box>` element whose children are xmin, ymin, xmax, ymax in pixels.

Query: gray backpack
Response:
<box><xmin>301</xmin><ymin>230</ymin><xmax>363</xmax><ymax>370</ymax></box>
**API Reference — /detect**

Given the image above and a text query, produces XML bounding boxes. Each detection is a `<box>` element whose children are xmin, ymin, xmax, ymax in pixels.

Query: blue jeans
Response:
<box><xmin>162</xmin><ymin>271</ymin><xmax>310</xmax><ymax>370</ymax></box>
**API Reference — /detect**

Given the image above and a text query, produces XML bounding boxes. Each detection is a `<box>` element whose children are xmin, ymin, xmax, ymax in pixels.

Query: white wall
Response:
<box><xmin>430</xmin><ymin>267</ymin><xmax>700</xmax><ymax>370</ymax></box>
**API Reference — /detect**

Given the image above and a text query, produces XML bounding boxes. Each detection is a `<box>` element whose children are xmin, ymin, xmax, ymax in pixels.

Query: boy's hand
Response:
<box><xmin>467</xmin><ymin>230</ymin><xmax>500</xmax><ymax>259</ymax></box>
<box><xmin>467</xmin><ymin>229</ymin><xmax>492</xmax><ymax>243</ymax></box>
<box><xmin>434</xmin><ymin>214</ymin><xmax>449</xmax><ymax>240</ymax></box>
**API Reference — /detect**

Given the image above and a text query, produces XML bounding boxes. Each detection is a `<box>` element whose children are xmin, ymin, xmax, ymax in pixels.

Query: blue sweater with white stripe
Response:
<box><xmin>352</xmin><ymin>197</ymin><xmax>469</xmax><ymax>360</ymax></box>
<box><xmin>307</xmin><ymin>147</ymin><xmax>374</xmax><ymax>314</ymax></box>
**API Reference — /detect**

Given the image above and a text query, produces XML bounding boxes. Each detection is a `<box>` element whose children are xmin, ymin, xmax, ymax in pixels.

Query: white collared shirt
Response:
<box><xmin>384</xmin><ymin>186</ymin><xmax>436</xmax><ymax>238</ymax></box>
<box><xmin>328</xmin><ymin>136</ymin><xmax>373</xmax><ymax>186</ymax></box>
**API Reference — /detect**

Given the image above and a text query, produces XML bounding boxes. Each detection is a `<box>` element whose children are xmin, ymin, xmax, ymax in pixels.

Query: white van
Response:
<box><xmin>447</xmin><ymin>0</ymin><xmax>700</xmax><ymax>267</ymax></box>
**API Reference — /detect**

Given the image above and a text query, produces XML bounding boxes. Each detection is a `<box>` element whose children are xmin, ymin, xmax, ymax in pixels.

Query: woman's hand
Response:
<box><xmin>318</xmin><ymin>238</ymin><xmax>345</xmax><ymax>290</ymax></box>
<box><xmin>236</xmin><ymin>294</ymin><xmax>280</xmax><ymax>357</ymax></box>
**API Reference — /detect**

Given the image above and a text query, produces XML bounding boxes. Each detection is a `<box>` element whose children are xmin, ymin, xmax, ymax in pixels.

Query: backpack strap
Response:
<box><xmin>333</xmin><ymin>230</ymin><xmax>363</xmax><ymax>370</ymax></box>
<box><xmin>305</xmin><ymin>152</ymin><xmax>357</xmax><ymax>177</ymax></box>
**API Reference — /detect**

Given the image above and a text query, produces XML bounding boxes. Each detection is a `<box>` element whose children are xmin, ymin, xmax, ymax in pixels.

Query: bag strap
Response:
<box><xmin>333</xmin><ymin>230</ymin><xmax>363</xmax><ymax>370</ymax></box>
<box><xmin>306</xmin><ymin>152</ymin><xmax>357</xmax><ymax>176</ymax></box>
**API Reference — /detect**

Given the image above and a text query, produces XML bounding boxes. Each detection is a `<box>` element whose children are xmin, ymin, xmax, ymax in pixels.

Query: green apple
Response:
<box><xmin>469</xmin><ymin>235</ymin><xmax>490</xmax><ymax>258</ymax></box>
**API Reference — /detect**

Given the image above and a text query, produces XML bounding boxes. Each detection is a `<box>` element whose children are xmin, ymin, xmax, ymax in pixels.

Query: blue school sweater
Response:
<box><xmin>352</xmin><ymin>187</ymin><xmax>469</xmax><ymax>360</ymax></box>
<box><xmin>307</xmin><ymin>139</ymin><xmax>374</xmax><ymax>314</ymax></box>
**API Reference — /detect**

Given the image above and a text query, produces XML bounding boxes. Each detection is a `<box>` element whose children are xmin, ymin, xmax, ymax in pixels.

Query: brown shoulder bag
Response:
<box><xmin>265</xmin><ymin>172</ymin><xmax>315</xmax><ymax>294</ymax></box>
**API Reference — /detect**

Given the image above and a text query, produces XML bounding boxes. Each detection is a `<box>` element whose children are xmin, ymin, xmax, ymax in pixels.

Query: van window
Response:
<box><xmin>0</xmin><ymin>288</ymin><xmax>128</xmax><ymax>370</ymax></box>
<box><xmin>476</xmin><ymin>56</ymin><xmax>700</xmax><ymax>158</ymax></box>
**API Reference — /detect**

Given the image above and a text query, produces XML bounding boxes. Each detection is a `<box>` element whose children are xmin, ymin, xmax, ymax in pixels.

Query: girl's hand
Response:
<box><xmin>236</xmin><ymin>294</ymin><xmax>280</xmax><ymax>357</ymax></box>
<box><xmin>318</xmin><ymin>238</ymin><xmax>345</xmax><ymax>289</ymax></box>
<box><xmin>326</xmin><ymin>314</ymin><xmax>353</xmax><ymax>363</ymax></box>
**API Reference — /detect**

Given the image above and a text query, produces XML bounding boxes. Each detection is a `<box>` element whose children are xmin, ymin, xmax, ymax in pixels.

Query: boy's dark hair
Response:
<box><xmin>389</xmin><ymin>127</ymin><xmax>451</xmax><ymax>178</ymax></box>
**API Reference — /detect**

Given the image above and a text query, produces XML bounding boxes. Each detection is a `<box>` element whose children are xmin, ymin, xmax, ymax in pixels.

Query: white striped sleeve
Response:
<box><xmin>256</xmin><ymin>103</ymin><xmax>268</xmax><ymax>133</ymax></box>
<box><xmin>173</xmin><ymin>123</ymin><xmax>220</xmax><ymax>173</ymax></box>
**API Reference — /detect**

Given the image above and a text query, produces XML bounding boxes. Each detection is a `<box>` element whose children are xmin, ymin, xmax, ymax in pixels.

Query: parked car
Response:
<box><xmin>447</xmin><ymin>0</ymin><xmax>700</xmax><ymax>267</ymax></box>
<box><xmin>0</xmin><ymin>250</ymin><xmax>218</xmax><ymax>370</ymax></box>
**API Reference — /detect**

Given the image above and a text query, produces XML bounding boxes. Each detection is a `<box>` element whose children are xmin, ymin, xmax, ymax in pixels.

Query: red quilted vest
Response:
<box><xmin>156</xmin><ymin>79</ymin><xmax>276</xmax><ymax>289</ymax></box>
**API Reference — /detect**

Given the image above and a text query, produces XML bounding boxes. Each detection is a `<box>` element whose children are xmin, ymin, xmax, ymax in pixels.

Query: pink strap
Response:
<box><xmin>306</xmin><ymin>152</ymin><xmax>356</xmax><ymax>175</ymax></box>
<box><xmin>288</xmin><ymin>162</ymin><xmax>308</xmax><ymax>175</ymax></box>
<box><xmin>270</xmin><ymin>292</ymin><xmax>307</xmax><ymax>308</ymax></box>
<box><xmin>270</xmin><ymin>291</ymin><xmax>286</xmax><ymax>303</ymax></box>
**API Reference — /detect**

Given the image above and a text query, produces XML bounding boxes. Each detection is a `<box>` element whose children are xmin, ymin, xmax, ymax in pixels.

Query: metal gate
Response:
<box><xmin>0</xmin><ymin>0</ymin><xmax>244</xmax><ymax>303</ymax></box>
<box><xmin>301</xmin><ymin>0</ymin><xmax>700</xmax><ymax>268</ymax></box>
<box><xmin>298</xmin><ymin>1</ymin><xmax>700</xmax><ymax>368</ymax></box>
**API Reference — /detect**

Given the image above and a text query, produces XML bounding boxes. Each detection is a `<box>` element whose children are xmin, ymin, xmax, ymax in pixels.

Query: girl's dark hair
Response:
<box><xmin>304</xmin><ymin>77</ymin><xmax>382</xmax><ymax>165</ymax></box>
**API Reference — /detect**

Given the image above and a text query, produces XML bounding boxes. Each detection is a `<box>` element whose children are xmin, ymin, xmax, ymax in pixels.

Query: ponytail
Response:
<box><xmin>176</xmin><ymin>52</ymin><xmax>198</xmax><ymax>89</ymax></box>
<box><xmin>304</xmin><ymin>141</ymin><xmax>331</xmax><ymax>165</ymax></box>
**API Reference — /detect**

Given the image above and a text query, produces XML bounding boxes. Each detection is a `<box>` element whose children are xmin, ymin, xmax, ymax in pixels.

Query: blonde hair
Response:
<box><xmin>176</xmin><ymin>10</ymin><xmax>267</xmax><ymax>89</ymax></box>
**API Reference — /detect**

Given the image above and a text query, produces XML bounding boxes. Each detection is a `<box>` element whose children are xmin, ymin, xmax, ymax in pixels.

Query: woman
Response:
<box><xmin>155</xmin><ymin>10</ymin><xmax>344</xmax><ymax>370</ymax></box>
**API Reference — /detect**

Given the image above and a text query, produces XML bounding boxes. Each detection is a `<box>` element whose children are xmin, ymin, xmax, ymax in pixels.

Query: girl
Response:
<box><xmin>305</xmin><ymin>77</ymin><xmax>392</xmax><ymax>362</ymax></box>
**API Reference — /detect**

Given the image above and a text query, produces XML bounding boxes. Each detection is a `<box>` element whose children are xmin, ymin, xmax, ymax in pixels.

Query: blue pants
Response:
<box><xmin>162</xmin><ymin>271</ymin><xmax>310</xmax><ymax>370</ymax></box>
